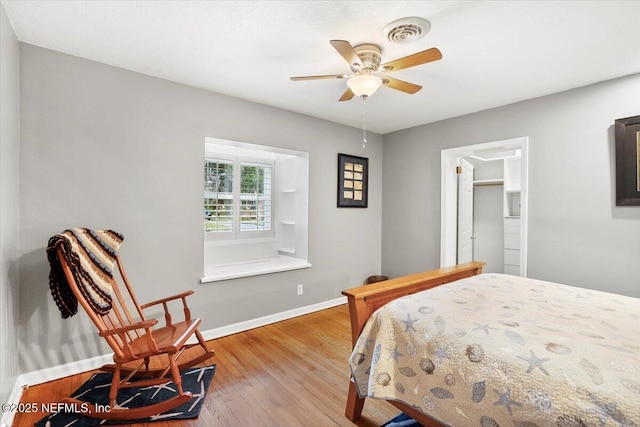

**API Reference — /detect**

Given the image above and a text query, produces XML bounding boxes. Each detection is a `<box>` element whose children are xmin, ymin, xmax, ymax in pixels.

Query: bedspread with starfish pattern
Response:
<box><xmin>349</xmin><ymin>274</ymin><xmax>640</xmax><ymax>426</ymax></box>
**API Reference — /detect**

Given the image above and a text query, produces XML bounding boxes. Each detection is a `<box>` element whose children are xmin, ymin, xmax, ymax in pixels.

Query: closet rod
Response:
<box><xmin>473</xmin><ymin>181</ymin><xmax>504</xmax><ymax>187</ymax></box>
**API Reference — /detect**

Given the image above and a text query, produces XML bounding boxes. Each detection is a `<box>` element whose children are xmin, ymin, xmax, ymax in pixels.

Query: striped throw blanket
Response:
<box><xmin>47</xmin><ymin>228</ymin><xmax>124</xmax><ymax>318</ymax></box>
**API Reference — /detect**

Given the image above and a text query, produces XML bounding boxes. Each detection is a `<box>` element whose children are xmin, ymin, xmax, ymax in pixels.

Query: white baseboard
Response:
<box><xmin>0</xmin><ymin>354</ymin><xmax>114</xmax><ymax>427</ymax></box>
<box><xmin>198</xmin><ymin>296</ymin><xmax>346</xmax><ymax>341</ymax></box>
<box><xmin>0</xmin><ymin>296</ymin><xmax>346</xmax><ymax>427</ymax></box>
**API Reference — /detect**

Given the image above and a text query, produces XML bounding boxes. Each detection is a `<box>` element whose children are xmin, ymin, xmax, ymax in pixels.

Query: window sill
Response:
<box><xmin>201</xmin><ymin>255</ymin><xmax>311</xmax><ymax>283</ymax></box>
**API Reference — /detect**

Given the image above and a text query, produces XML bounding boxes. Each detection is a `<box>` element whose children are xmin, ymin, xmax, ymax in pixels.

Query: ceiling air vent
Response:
<box><xmin>383</xmin><ymin>17</ymin><xmax>431</xmax><ymax>43</ymax></box>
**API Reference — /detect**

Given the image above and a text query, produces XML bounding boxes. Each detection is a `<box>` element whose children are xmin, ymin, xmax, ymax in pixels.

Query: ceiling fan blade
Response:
<box><xmin>330</xmin><ymin>40</ymin><xmax>363</xmax><ymax>69</ymax></box>
<box><xmin>380</xmin><ymin>47</ymin><xmax>442</xmax><ymax>72</ymax></box>
<box><xmin>339</xmin><ymin>87</ymin><xmax>355</xmax><ymax>102</ymax></box>
<box><xmin>382</xmin><ymin>76</ymin><xmax>422</xmax><ymax>94</ymax></box>
<box><xmin>291</xmin><ymin>74</ymin><xmax>346</xmax><ymax>81</ymax></box>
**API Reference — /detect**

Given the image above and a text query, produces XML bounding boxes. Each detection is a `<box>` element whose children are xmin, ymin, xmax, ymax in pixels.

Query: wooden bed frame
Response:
<box><xmin>342</xmin><ymin>261</ymin><xmax>486</xmax><ymax>426</ymax></box>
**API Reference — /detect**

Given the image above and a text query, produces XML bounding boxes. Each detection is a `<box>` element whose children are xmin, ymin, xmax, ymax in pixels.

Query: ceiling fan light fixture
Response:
<box><xmin>347</xmin><ymin>74</ymin><xmax>383</xmax><ymax>98</ymax></box>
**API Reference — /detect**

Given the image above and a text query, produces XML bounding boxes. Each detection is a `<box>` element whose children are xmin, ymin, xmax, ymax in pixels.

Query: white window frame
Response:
<box><xmin>202</xmin><ymin>137</ymin><xmax>310</xmax><ymax>283</ymax></box>
<box><xmin>204</xmin><ymin>154</ymin><xmax>274</xmax><ymax>241</ymax></box>
<box><xmin>204</xmin><ymin>154</ymin><xmax>235</xmax><ymax>239</ymax></box>
<box><xmin>237</xmin><ymin>158</ymin><xmax>273</xmax><ymax>238</ymax></box>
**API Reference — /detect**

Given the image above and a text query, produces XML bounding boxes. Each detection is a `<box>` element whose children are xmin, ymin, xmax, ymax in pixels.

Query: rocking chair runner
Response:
<box><xmin>48</xmin><ymin>230</ymin><xmax>214</xmax><ymax>421</ymax></box>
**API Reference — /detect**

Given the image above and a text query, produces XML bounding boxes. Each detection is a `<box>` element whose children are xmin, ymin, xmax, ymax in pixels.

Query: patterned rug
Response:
<box><xmin>36</xmin><ymin>365</ymin><xmax>215</xmax><ymax>426</ymax></box>
<box><xmin>383</xmin><ymin>412</ymin><xmax>422</xmax><ymax>427</ymax></box>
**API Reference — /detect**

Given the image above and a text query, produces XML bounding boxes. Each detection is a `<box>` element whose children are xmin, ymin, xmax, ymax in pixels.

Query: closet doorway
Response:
<box><xmin>440</xmin><ymin>137</ymin><xmax>528</xmax><ymax>276</ymax></box>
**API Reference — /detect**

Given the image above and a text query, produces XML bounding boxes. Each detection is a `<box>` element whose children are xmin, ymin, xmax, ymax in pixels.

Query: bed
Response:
<box><xmin>342</xmin><ymin>262</ymin><xmax>640</xmax><ymax>427</ymax></box>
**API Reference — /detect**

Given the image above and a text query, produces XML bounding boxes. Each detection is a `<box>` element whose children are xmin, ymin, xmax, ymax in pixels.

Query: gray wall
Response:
<box><xmin>18</xmin><ymin>44</ymin><xmax>383</xmax><ymax>372</ymax></box>
<box><xmin>9</xmin><ymin>37</ymin><xmax>640</xmax><ymax>378</ymax></box>
<box><xmin>0</xmin><ymin>3</ymin><xmax>20</xmax><ymax>404</ymax></box>
<box><xmin>382</xmin><ymin>74</ymin><xmax>640</xmax><ymax>297</ymax></box>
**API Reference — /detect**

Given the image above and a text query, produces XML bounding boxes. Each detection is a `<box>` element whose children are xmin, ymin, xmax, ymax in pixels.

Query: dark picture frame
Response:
<box><xmin>337</xmin><ymin>153</ymin><xmax>368</xmax><ymax>208</ymax></box>
<box><xmin>615</xmin><ymin>115</ymin><xmax>640</xmax><ymax>206</ymax></box>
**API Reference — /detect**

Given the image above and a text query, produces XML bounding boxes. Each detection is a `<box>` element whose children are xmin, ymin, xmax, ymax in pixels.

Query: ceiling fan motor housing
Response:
<box><xmin>352</xmin><ymin>44</ymin><xmax>382</xmax><ymax>72</ymax></box>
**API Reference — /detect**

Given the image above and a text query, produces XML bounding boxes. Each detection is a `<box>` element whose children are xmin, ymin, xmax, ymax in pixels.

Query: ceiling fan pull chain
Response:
<box><xmin>362</xmin><ymin>99</ymin><xmax>368</xmax><ymax>149</ymax></box>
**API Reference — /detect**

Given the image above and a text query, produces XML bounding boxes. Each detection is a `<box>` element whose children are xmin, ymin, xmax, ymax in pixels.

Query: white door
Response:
<box><xmin>457</xmin><ymin>158</ymin><xmax>474</xmax><ymax>263</ymax></box>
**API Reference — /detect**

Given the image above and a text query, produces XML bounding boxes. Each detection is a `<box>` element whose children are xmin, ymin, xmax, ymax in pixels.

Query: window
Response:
<box><xmin>204</xmin><ymin>157</ymin><xmax>273</xmax><ymax>239</ymax></box>
<box><xmin>202</xmin><ymin>138</ymin><xmax>310</xmax><ymax>282</ymax></box>
<box><xmin>204</xmin><ymin>159</ymin><xmax>233</xmax><ymax>233</ymax></box>
<box><xmin>239</xmin><ymin>162</ymin><xmax>272</xmax><ymax>232</ymax></box>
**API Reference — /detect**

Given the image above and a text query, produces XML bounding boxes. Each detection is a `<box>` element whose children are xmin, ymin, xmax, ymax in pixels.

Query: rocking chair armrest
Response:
<box><xmin>98</xmin><ymin>319</ymin><xmax>158</xmax><ymax>337</ymax></box>
<box><xmin>140</xmin><ymin>290</ymin><xmax>195</xmax><ymax>310</ymax></box>
<box><xmin>140</xmin><ymin>290</ymin><xmax>195</xmax><ymax>326</ymax></box>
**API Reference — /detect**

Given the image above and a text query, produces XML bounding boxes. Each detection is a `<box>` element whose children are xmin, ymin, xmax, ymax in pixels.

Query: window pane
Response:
<box><xmin>204</xmin><ymin>160</ymin><xmax>234</xmax><ymax>233</ymax></box>
<box><xmin>240</xmin><ymin>163</ymin><xmax>272</xmax><ymax>231</ymax></box>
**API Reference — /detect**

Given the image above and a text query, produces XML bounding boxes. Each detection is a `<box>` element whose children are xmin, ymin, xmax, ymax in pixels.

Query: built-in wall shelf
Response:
<box><xmin>275</xmin><ymin>156</ymin><xmax>308</xmax><ymax>266</ymax></box>
<box><xmin>504</xmin><ymin>217</ymin><xmax>521</xmax><ymax>276</ymax></box>
<box><xmin>503</xmin><ymin>155</ymin><xmax>522</xmax><ymax>275</ymax></box>
<box><xmin>504</xmin><ymin>157</ymin><xmax>521</xmax><ymax>218</ymax></box>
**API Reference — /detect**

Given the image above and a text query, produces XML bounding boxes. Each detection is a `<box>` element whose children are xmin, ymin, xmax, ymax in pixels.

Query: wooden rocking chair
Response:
<box><xmin>53</xmin><ymin>241</ymin><xmax>215</xmax><ymax>421</ymax></box>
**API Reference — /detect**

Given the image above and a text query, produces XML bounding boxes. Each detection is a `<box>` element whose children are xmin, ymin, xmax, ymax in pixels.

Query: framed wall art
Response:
<box><xmin>615</xmin><ymin>115</ymin><xmax>640</xmax><ymax>206</ymax></box>
<box><xmin>337</xmin><ymin>153</ymin><xmax>368</xmax><ymax>208</ymax></box>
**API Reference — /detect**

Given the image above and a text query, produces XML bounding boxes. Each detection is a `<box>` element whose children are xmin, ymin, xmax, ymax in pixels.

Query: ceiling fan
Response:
<box><xmin>290</xmin><ymin>40</ymin><xmax>442</xmax><ymax>101</ymax></box>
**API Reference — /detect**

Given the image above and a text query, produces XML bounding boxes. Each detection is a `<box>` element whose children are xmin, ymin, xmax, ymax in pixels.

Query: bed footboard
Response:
<box><xmin>342</xmin><ymin>261</ymin><xmax>485</xmax><ymax>422</ymax></box>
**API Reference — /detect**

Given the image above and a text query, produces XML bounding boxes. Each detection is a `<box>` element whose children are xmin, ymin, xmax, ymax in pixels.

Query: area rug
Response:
<box><xmin>35</xmin><ymin>364</ymin><xmax>215</xmax><ymax>426</ymax></box>
<box><xmin>382</xmin><ymin>412</ymin><xmax>422</xmax><ymax>427</ymax></box>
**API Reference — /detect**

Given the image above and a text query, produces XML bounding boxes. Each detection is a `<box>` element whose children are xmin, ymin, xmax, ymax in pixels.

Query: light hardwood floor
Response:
<box><xmin>14</xmin><ymin>304</ymin><xmax>398</xmax><ymax>426</ymax></box>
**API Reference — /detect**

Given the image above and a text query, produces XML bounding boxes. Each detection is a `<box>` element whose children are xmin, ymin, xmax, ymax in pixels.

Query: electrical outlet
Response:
<box><xmin>297</xmin><ymin>284</ymin><xmax>304</xmax><ymax>295</ymax></box>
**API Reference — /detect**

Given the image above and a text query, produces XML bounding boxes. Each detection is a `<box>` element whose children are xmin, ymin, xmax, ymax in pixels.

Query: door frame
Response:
<box><xmin>440</xmin><ymin>137</ymin><xmax>529</xmax><ymax>276</ymax></box>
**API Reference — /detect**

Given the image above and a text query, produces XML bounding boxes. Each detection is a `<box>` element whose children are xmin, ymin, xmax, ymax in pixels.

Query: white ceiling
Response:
<box><xmin>3</xmin><ymin>1</ymin><xmax>640</xmax><ymax>134</ymax></box>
